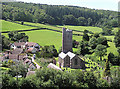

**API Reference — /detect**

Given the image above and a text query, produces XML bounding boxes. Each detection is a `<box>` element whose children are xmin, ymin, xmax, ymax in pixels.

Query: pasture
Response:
<box><xmin>1</xmin><ymin>20</ymin><xmax>36</xmax><ymax>32</ymax></box>
<box><xmin>57</xmin><ymin>25</ymin><xmax>103</xmax><ymax>33</ymax></box>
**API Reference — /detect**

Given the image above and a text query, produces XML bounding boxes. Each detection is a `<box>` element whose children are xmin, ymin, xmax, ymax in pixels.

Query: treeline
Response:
<box><xmin>2</xmin><ymin>68</ymin><xmax>120</xmax><ymax>89</ymax></box>
<box><xmin>2</xmin><ymin>2</ymin><xmax>118</xmax><ymax>28</ymax></box>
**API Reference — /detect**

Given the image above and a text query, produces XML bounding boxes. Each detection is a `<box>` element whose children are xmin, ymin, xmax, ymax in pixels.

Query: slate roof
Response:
<box><xmin>12</xmin><ymin>48</ymin><xmax>23</xmax><ymax>54</ymax></box>
<box><xmin>26</xmin><ymin>42</ymin><xmax>36</xmax><ymax>47</ymax></box>
<box><xmin>14</xmin><ymin>42</ymin><xmax>25</xmax><ymax>46</ymax></box>
<box><xmin>9</xmin><ymin>54</ymin><xmax>18</xmax><ymax>59</ymax></box>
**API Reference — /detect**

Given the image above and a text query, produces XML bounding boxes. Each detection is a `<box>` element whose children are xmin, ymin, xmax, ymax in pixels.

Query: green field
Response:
<box><xmin>57</xmin><ymin>25</ymin><xmax>103</xmax><ymax>33</ymax></box>
<box><xmin>1</xmin><ymin>20</ymin><xmax>36</xmax><ymax>32</ymax></box>
<box><xmin>25</xmin><ymin>30</ymin><xmax>82</xmax><ymax>51</ymax></box>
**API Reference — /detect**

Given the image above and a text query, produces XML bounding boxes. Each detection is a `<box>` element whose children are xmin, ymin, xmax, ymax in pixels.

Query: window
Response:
<box><xmin>66</xmin><ymin>58</ymin><xmax>69</xmax><ymax>64</ymax></box>
<box><xmin>74</xmin><ymin>59</ymin><xmax>78</xmax><ymax>65</ymax></box>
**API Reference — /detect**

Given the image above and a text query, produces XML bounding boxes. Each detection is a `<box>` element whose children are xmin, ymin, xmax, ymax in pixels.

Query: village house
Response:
<box><xmin>10</xmin><ymin>42</ymin><xmax>25</xmax><ymax>50</ymax></box>
<box><xmin>10</xmin><ymin>42</ymin><xmax>40</xmax><ymax>53</ymax></box>
<box><xmin>58</xmin><ymin>52</ymin><xmax>85</xmax><ymax>69</ymax></box>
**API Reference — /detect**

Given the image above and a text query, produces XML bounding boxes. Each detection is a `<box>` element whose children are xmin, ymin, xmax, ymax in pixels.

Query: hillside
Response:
<box><xmin>2</xmin><ymin>2</ymin><xmax>118</xmax><ymax>28</ymax></box>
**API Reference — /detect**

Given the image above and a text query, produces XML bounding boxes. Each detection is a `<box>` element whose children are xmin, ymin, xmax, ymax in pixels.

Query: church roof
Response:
<box><xmin>59</xmin><ymin>52</ymin><xmax>67</xmax><ymax>59</ymax></box>
<box><xmin>59</xmin><ymin>51</ymin><xmax>76</xmax><ymax>60</ymax></box>
<box><xmin>67</xmin><ymin>52</ymin><xmax>76</xmax><ymax>59</ymax></box>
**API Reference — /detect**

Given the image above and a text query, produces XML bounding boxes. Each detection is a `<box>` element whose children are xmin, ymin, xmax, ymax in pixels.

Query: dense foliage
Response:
<box><xmin>2</xmin><ymin>2</ymin><xmax>118</xmax><ymax>28</ymax></box>
<box><xmin>2</xmin><ymin>68</ymin><xmax>111</xmax><ymax>89</ymax></box>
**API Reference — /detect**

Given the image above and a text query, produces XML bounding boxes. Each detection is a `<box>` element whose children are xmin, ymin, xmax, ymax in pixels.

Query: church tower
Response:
<box><xmin>62</xmin><ymin>28</ymin><xmax>73</xmax><ymax>53</ymax></box>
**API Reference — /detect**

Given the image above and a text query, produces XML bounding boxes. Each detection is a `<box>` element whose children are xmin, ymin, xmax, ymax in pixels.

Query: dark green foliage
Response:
<box><xmin>2</xmin><ymin>2</ymin><xmax>118</xmax><ymax>27</ymax></box>
<box><xmin>93</xmin><ymin>33</ymin><xmax>100</xmax><ymax>38</ymax></box>
<box><xmin>88</xmin><ymin>37</ymin><xmax>97</xmax><ymax>49</ymax></box>
<box><xmin>63</xmin><ymin>15</ymin><xmax>77</xmax><ymax>25</ymax></box>
<box><xmin>2</xmin><ymin>74</ymin><xmax>19</xmax><ymax>89</ymax></box>
<box><xmin>2</xmin><ymin>35</ymin><xmax>10</xmax><ymax>50</ymax></box>
<box><xmin>19</xmin><ymin>78</ymin><xmax>37</xmax><ymax>89</ymax></box>
<box><xmin>95</xmin><ymin>44</ymin><xmax>107</xmax><ymax>61</ymax></box>
<box><xmin>110</xmin><ymin>76</ymin><xmax>120</xmax><ymax>88</ymax></box>
<box><xmin>8</xmin><ymin>31</ymin><xmax>29</xmax><ymax>42</ymax></box>
<box><xmin>83</xmin><ymin>33</ymin><xmax>89</xmax><ymax>41</ymax></box>
<box><xmin>102</xmin><ymin>27</ymin><xmax>113</xmax><ymax>36</ymax></box>
<box><xmin>8</xmin><ymin>61</ymin><xmax>28</xmax><ymax>77</ymax></box>
<box><xmin>108</xmin><ymin>53</ymin><xmax>120</xmax><ymax>66</ymax></box>
<box><xmin>77</xmin><ymin>17</ymin><xmax>87</xmax><ymax>26</ymax></box>
<box><xmin>36</xmin><ymin>45</ymin><xmax>58</xmax><ymax>58</ymax></box>
<box><xmin>103</xmin><ymin>58</ymin><xmax>110</xmax><ymax>77</ymax></box>
<box><xmin>97</xmin><ymin>37</ymin><xmax>108</xmax><ymax>47</ymax></box>
<box><xmin>114</xmin><ymin>30</ymin><xmax>120</xmax><ymax>47</ymax></box>
<box><xmin>72</xmin><ymin>40</ymin><xmax>79</xmax><ymax>48</ymax></box>
<box><xmin>77</xmin><ymin>40</ymin><xmax>89</xmax><ymax>56</ymax></box>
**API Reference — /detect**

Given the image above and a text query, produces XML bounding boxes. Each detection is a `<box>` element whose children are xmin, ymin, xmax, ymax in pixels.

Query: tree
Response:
<box><xmin>103</xmin><ymin>58</ymin><xmax>110</xmax><ymax>77</ymax></box>
<box><xmin>77</xmin><ymin>41</ymin><xmax>89</xmax><ymax>56</ymax></box>
<box><xmin>95</xmin><ymin>44</ymin><xmax>107</xmax><ymax>61</ymax></box>
<box><xmin>78</xmin><ymin>17</ymin><xmax>87</xmax><ymax>26</ymax></box>
<box><xmin>8</xmin><ymin>31</ymin><xmax>29</xmax><ymax>42</ymax></box>
<box><xmin>114</xmin><ymin>30</ymin><xmax>120</xmax><ymax>47</ymax></box>
<box><xmin>63</xmin><ymin>15</ymin><xmax>77</xmax><ymax>25</ymax></box>
<box><xmin>117</xmin><ymin>47</ymin><xmax>120</xmax><ymax>55</ymax></box>
<box><xmin>8</xmin><ymin>61</ymin><xmax>28</xmax><ymax>77</ymax></box>
<box><xmin>93</xmin><ymin>33</ymin><xmax>100</xmax><ymax>38</ymax></box>
<box><xmin>88</xmin><ymin>37</ymin><xmax>97</xmax><ymax>49</ymax></box>
<box><xmin>82</xmin><ymin>33</ymin><xmax>89</xmax><ymax>41</ymax></box>
<box><xmin>97</xmin><ymin>36</ymin><xmax>108</xmax><ymax>47</ymax></box>
<box><xmin>2</xmin><ymin>35</ymin><xmax>10</xmax><ymax>50</ymax></box>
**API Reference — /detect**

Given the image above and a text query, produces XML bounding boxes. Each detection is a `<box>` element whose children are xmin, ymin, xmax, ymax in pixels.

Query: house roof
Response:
<box><xmin>47</xmin><ymin>63</ymin><xmax>62</xmax><ymax>71</ymax></box>
<box><xmin>9</xmin><ymin>54</ymin><xmax>18</xmax><ymax>59</ymax></box>
<box><xmin>24</xmin><ymin>59</ymin><xmax>31</xmax><ymax>64</ymax></box>
<box><xmin>12</xmin><ymin>48</ymin><xmax>23</xmax><ymax>54</ymax></box>
<box><xmin>26</xmin><ymin>42</ymin><xmax>37</xmax><ymax>47</ymax></box>
<box><xmin>59</xmin><ymin>51</ymin><xmax>76</xmax><ymax>60</ymax></box>
<box><xmin>14</xmin><ymin>42</ymin><xmax>25</xmax><ymax>46</ymax></box>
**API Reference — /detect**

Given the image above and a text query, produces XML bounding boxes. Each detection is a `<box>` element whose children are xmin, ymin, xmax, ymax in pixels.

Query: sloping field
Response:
<box><xmin>1</xmin><ymin>20</ymin><xmax>36</xmax><ymax>32</ymax></box>
<box><xmin>57</xmin><ymin>25</ymin><xmax>103</xmax><ymax>33</ymax></box>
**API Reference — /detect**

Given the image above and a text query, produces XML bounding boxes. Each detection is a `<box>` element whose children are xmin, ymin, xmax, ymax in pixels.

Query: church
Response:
<box><xmin>58</xmin><ymin>28</ymin><xmax>85</xmax><ymax>69</ymax></box>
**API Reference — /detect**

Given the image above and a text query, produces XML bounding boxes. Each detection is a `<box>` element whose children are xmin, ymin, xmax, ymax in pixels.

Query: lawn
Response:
<box><xmin>1</xmin><ymin>20</ymin><xmax>36</xmax><ymax>32</ymax></box>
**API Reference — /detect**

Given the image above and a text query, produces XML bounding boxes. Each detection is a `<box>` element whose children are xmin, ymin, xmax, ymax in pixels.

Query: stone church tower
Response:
<box><xmin>62</xmin><ymin>28</ymin><xmax>73</xmax><ymax>53</ymax></box>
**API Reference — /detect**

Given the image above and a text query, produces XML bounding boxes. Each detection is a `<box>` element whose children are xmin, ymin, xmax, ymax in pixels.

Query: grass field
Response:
<box><xmin>57</xmin><ymin>25</ymin><xmax>103</xmax><ymax>33</ymax></box>
<box><xmin>1</xmin><ymin>20</ymin><xmax>36</xmax><ymax>32</ymax></box>
<box><xmin>25</xmin><ymin>30</ymin><xmax>62</xmax><ymax>50</ymax></box>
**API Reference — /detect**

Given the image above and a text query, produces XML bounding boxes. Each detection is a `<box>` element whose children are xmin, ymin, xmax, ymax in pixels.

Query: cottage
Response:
<box><xmin>10</xmin><ymin>42</ymin><xmax>25</xmax><ymax>50</ymax></box>
<box><xmin>59</xmin><ymin>52</ymin><xmax>85</xmax><ymax>69</ymax></box>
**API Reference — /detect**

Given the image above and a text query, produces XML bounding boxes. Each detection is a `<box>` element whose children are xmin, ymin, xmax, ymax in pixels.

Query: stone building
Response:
<box><xmin>62</xmin><ymin>28</ymin><xmax>73</xmax><ymax>53</ymax></box>
<box><xmin>58</xmin><ymin>52</ymin><xmax>85</xmax><ymax>69</ymax></box>
<box><xmin>58</xmin><ymin>28</ymin><xmax>85</xmax><ymax>69</ymax></box>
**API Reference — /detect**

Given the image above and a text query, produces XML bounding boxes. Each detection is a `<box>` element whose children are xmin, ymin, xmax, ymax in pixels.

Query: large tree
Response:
<box><xmin>95</xmin><ymin>44</ymin><xmax>107</xmax><ymax>61</ymax></box>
